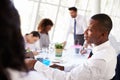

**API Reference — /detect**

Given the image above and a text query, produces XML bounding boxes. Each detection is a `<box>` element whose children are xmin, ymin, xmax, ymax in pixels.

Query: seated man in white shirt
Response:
<box><xmin>25</xmin><ymin>14</ymin><xmax>117</xmax><ymax>80</ymax></box>
<box><xmin>24</xmin><ymin>31</ymin><xmax>40</xmax><ymax>56</ymax></box>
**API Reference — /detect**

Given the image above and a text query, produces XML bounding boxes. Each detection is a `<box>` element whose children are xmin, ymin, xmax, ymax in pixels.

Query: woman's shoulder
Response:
<box><xmin>8</xmin><ymin>68</ymin><xmax>47</xmax><ymax>80</ymax></box>
<box><xmin>39</xmin><ymin>33</ymin><xmax>49</xmax><ymax>40</ymax></box>
<box><xmin>40</xmin><ymin>33</ymin><xmax>48</xmax><ymax>36</ymax></box>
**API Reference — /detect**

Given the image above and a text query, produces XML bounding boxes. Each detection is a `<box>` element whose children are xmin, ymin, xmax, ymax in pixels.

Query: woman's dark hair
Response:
<box><xmin>37</xmin><ymin>18</ymin><xmax>53</xmax><ymax>34</ymax></box>
<box><xmin>26</xmin><ymin>31</ymin><xmax>40</xmax><ymax>39</ymax></box>
<box><xmin>0</xmin><ymin>0</ymin><xmax>28</xmax><ymax>80</ymax></box>
<box><xmin>68</xmin><ymin>7</ymin><xmax>77</xmax><ymax>12</ymax></box>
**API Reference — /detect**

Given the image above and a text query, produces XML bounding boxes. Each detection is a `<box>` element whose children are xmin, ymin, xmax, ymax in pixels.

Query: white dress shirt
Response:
<box><xmin>34</xmin><ymin>40</ymin><xmax>117</xmax><ymax>80</ymax></box>
<box><xmin>7</xmin><ymin>68</ymin><xmax>47</xmax><ymax>80</ymax></box>
<box><xmin>65</xmin><ymin>14</ymin><xmax>87</xmax><ymax>41</ymax></box>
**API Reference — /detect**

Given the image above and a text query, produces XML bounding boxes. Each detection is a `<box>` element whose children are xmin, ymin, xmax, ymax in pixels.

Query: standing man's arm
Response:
<box><xmin>63</xmin><ymin>20</ymin><xmax>72</xmax><ymax>46</ymax></box>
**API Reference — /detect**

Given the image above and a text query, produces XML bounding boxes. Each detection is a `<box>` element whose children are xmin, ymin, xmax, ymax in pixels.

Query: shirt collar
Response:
<box><xmin>92</xmin><ymin>40</ymin><xmax>110</xmax><ymax>55</ymax></box>
<box><xmin>74</xmin><ymin>15</ymin><xmax>78</xmax><ymax>20</ymax></box>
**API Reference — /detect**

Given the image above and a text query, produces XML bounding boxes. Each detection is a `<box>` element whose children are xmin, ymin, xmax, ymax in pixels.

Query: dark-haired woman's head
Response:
<box><xmin>0</xmin><ymin>0</ymin><xmax>27</xmax><ymax>80</ymax></box>
<box><xmin>37</xmin><ymin>18</ymin><xmax>53</xmax><ymax>34</ymax></box>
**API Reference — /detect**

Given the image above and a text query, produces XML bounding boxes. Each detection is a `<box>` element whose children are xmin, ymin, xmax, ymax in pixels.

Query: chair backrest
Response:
<box><xmin>111</xmin><ymin>54</ymin><xmax>120</xmax><ymax>80</ymax></box>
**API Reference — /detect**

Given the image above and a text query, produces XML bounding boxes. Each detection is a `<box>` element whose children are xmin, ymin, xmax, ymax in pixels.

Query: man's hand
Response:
<box><xmin>80</xmin><ymin>48</ymin><xmax>87</xmax><ymax>54</ymax></box>
<box><xmin>25</xmin><ymin>52</ymin><xmax>34</xmax><ymax>59</ymax></box>
<box><xmin>50</xmin><ymin>64</ymin><xmax>64</xmax><ymax>71</ymax></box>
<box><xmin>33</xmin><ymin>51</ymin><xmax>38</xmax><ymax>55</ymax></box>
<box><xmin>61</xmin><ymin>41</ymin><xmax>67</xmax><ymax>48</ymax></box>
<box><xmin>25</xmin><ymin>59</ymin><xmax>37</xmax><ymax>70</ymax></box>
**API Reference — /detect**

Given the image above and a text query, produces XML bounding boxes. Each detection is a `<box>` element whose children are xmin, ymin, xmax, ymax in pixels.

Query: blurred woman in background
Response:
<box><xmin>37</xmin><ymin>18</ymin><xmax>53</xmax><ymax>49</ymax></box>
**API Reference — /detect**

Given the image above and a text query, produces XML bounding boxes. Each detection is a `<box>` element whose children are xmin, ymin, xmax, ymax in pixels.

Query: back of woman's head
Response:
<box><xmin>0</xmin><ymin>0</ymin><xmax>27</xmax><ymax>80</ymax></box>
<box><xmin>37</xmin><ymin>18</ymin><xmax>53</xmax><ymax>33</ymax></box>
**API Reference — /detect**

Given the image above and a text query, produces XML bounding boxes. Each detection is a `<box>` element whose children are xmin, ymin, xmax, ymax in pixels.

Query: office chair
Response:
<box><xmin>111</xmin><ymin>53</ymin><xmax>120</xmax><ymax>80</ymax></box>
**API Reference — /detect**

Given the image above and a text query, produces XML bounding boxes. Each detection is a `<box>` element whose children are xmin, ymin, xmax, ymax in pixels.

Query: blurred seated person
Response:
<box><xmin>0</xmin><ymin>0</ymin><xmax>47</xmax><ymax>80</ymax></box>
<box><xmin>25</xmin><ymin>14</ymin><xmax>117</xmax><ymax>80</ymax></box>
<box><xmin>24</xmin><ymin>31</ymin><xmax>40</xmax><ymax>56</ymax></box>
<box><xmin>37</xmin><ymin>18</ymin><xmax>53</xmax><ymax>49</ymax></box>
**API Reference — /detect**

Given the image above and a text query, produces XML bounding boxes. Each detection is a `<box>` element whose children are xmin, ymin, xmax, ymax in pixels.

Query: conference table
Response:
<box><xmin>35</xmin><ymin>46</ymin><xmax>91</xmax><ymax>67</ymax></box>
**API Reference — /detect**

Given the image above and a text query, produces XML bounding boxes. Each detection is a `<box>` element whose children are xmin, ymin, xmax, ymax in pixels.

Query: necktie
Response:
<box><xmin>74</xmin><ymin>19</ymin><xmax>76</xmax><ymax>40</ymax></box>
<box><xmin>88</xmin><ymin>51</ymin><xmax>93</xmax><ymax>58</ymax></box>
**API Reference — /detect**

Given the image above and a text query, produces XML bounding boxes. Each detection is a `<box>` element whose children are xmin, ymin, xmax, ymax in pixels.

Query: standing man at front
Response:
<box><xmin>64</xmin><ymin>7</ymin><xmax>87</xmax><ymax>46</ymax></box>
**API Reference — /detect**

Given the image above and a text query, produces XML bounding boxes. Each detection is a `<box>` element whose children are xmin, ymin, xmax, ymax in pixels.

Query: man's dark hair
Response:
<box><xmin>30</xmin><ymin>31</ymin><xmax>40</xmax><ymax>38</ymax></box>
<box><xmin>68</xmin><ymin>7</ymin><xmax>77</xmax><ymax>12</ymax></box>
<box><xmin>91</xmin><ymin>13</ymin><xmax>112</xmax><ymax>34</ymax></box>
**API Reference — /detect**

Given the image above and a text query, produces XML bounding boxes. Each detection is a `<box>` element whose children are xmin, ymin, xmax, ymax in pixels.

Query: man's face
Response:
<box><xmin>84</xmin><ymin>19</ymin><xmax>103</xmax><ymax>45</ymax></box>
<box><xmin>69</xmin><ymin>10</ymin><xmax>77</xmax><ymax>18</ymax></box>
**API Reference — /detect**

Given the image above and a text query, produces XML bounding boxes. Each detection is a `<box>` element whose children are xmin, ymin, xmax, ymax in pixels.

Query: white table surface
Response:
<box><xmin>35</xmin><ymin>47</ymin><xmax>91</xmax><ymax>66</ymax></box>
